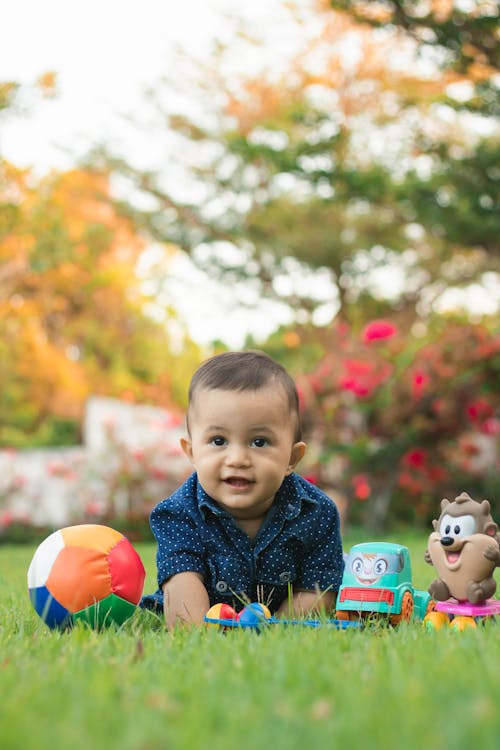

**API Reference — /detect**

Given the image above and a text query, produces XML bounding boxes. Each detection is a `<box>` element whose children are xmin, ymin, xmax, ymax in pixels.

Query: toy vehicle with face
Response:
<box><xmin>335</xmin><ymin>542</ymin><xmax>433</xmax><ymax>625</ymax></box>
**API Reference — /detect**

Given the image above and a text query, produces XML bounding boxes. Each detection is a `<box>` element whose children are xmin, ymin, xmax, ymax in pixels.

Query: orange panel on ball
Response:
<box><xmin>60</xmin><ymin>525</ymin><xmax>123</xmax><ymax>554</ymax></box>
<box><xmin>46</xmin><ymin>546</ymin><xmax>112</xmax><ymax>612</ymax></box>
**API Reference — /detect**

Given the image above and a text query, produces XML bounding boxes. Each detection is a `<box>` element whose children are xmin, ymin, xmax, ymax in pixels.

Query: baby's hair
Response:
<box><xmin>188</xmin><ymin>350</ymin><xmax>302</xmax><ymax>441</ymax></box>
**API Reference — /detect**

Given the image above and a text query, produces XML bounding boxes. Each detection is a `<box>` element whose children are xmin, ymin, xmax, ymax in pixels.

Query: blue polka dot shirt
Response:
<box><xmin>141</xmin><ymin>472</ymin><xmax>344</xmax><ymax>614</ymax></box>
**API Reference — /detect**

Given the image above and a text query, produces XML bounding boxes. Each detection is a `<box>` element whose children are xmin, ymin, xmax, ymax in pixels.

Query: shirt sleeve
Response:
<box><xmin>150</xmin><ymin>499</ymin><xmax>207</xmax><ymax>589</ymax></box>
<box><xmin>296</xmin><ymin>500</ymin><xmax>344</xmax><ymax>593</ymax></box>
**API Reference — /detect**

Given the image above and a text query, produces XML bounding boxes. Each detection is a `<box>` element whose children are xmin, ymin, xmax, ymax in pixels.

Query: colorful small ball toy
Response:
<box><xmin>205</xmin><ymin>602</ymin><xmax>239</xmax><ymax>628</ymax></box>
<box><xmin>27</xmin><ymin>524</ymin><xmax>146</xmax><ymax>630</ymax></box>
<box><xmin>238</xmin><ymin>602</ymin><xmax>272</xmax><ymax>627</ymax></box>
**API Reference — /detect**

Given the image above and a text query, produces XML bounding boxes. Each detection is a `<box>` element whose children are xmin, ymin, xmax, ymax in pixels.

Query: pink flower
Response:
<box><xmin>296</xmin><ymin>385</ymin><xmax>306</xmax><ymax>412</ymax></box>
<box><xmin>482</xmin><ymin>418</ymin><xmax>500</xmax><ymax>436</ymax></box>
<box><xmin>0</xmin><ymin>511</ymin><xmax>13</xmax><ymax>528</ymax></box>
<box><xmin>302</xmin><ymin>474</ymin><xmax>318</xmax><ymax>485</ymax></box>
<box><xmin>165</xmin><ymin>413</ymin><xmax>183</xmax><ymax>428</ymax></box>
<box><xmin>339</xmin><ymin>359</ymin><xmax>391</xmax><ymax>399</ymax></box>
<box><xmin>308</xmin><ymin>375</ymin><xmax>323</xmax><ymax>394</ymax></box>
<box><xmin>398</xmin><ymin>471</ymin><xmax>424</xmax><ymax>495</ymax></box>
<box><xmin>362</xmin><ymin>320</ymin><xmax>397</xmax><ymax>344</ymax></box>
<box><xmin>402</xmin><ymin>449</ymin><xmax>427</xmax><ymax>468</ymax></box>
<box><xmin>428</xmin><ymin>466</ymin><xmax>447</xmax><ymax>482</ymax></box>
<box><xmin>353</xmin><ymin>474</ymin><xmax>371</xmax><ymax>500</ymax></box>
<box><xmin>166</xmin><ymin>444</ymin><xmax>183</xmax><ymax>457</ymax></box>
<box><xmin>466</xmin><ymin>399</ymin><xmax>493</xmax><ymax>423</ymax></box>
<box><xmin>411</xmin><ymin>370</ymin><xmax>430</xmax><ymax>400</ymax></box>
<box><xmin>47</xmin><ymin>460</ymin><xmax>64</xmax><ymax>476</ymax></box>
<box><xmin>85</xmin><ymin>501</ymin><xmax>103</xmax><ymax>517</ymax></box>
<box><xmin>12</xmin><ymin>474</ymin><xmax>27</xmax><ymax>488</ymax></box>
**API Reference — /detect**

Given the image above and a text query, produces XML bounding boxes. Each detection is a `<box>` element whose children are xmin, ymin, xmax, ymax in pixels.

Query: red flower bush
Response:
<box><xmin>339</xmin><ymin>359</ymin><xmax>393</xmax><ymax>398</ymax></box>
<box><xmin>293</xmin><ymin>318</ymin><xmax>499</xmax><ymax>528</ymax></box>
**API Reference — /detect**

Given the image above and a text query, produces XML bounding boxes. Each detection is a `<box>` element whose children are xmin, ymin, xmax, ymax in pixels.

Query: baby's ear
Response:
<box><xmin>287</xmin><ymin>441</ymin><xmax>306</xmax><ymax>473</ymax></box>
<box><xmin>180</xmin><ymin>436</ymin><xmax>194</xmax><ymax>464</ymax></box>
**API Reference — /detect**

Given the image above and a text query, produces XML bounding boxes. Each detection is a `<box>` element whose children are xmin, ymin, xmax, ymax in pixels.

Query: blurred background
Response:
<box><xmin>1</xmin><ymin>0</ymin><xmax>498</xmax><ymax>540</ymax></box>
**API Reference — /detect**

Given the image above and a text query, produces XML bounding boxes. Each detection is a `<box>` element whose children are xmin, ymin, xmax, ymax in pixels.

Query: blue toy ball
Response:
<box><xmin>238</xmin><ymin>602</ymin><xmax>271</xmax><ymax>626</ymax></box>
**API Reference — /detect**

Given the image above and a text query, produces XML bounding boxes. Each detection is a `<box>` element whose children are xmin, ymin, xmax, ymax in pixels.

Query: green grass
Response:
<box><xmin>1</xmin><ymin>531</ymin><xmax>500</xmax><ymax>750</ymax></box>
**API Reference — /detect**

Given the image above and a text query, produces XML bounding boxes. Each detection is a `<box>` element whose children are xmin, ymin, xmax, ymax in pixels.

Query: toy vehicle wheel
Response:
<box><xmin>390</xmin><ymin>591</ymin><xmax>414</xmax><ymax>626</ymax></box>
<box><xmin>425</xmin><ymin>599</ymin><xmax>436</xmax><ymax>616</ymax></box>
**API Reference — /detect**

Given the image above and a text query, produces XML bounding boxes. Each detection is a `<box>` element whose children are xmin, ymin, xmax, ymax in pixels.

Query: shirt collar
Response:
<box><xmin>276</xmin><ymin>473</ymin><xmax>319</xmax><ymax>520</ymax></box>
<box><xmin>197</xmin><ymin>479</ymin><xmax>227</xmax><ymax>519</ymax></box>
<box><xmin>196</xmin><ymin>472</ymin><xmax>318</xmax><ymax>521</ymax></box>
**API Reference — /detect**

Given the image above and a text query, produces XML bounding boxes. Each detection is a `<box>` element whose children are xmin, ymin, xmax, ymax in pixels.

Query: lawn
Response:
<box><xmin>1</xmin><ymin>529</ymin><xmax>499</xmax><ymax>750</ymax></box>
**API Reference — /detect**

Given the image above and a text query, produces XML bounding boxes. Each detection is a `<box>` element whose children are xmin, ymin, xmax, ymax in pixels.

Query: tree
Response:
<box><xmin>0</xmin><ymin>161</ymin><xmax>202</xmax><ymax>447</ymax></box>
<box><xmin>329</xmin><ymin>1</ymin><xmax>499</xmax><ymax>107</ymax></box>
<box><xmin>104</xmin><ymin>1</ymin><xmax>498</xmax><ymax>329</ymax></box>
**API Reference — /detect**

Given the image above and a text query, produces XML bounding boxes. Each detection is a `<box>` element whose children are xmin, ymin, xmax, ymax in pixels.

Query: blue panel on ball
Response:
<box><xmin>29</xmin><ymin>586</ymin><xmax>71</xmax><ymax>629</ymax></box>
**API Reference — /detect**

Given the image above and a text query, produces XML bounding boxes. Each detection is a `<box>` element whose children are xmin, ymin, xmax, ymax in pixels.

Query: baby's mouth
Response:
<box><xmin>446</xmin><ymin>551</ymin><xmax>461</xmax><ymax>565</ymax></box>
<box><xmin>224</xmin><ymin>476</ymin><xmax>253</xmax><ymax>488</ymax></box>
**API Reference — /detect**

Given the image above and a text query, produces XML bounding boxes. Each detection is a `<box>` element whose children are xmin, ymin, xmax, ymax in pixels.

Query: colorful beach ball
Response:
<box><xmin>27</xmin><ymin>524</ymin><xmax>146</xmax><ymax>630</ymax></box>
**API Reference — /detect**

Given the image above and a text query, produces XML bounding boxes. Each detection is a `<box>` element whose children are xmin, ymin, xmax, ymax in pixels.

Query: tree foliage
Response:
<box><xmin>107</xmin><ymin>1</ymin><xmax>498</xmax><ymax>327</ymax></box>
<box><xmin>0</xmin><ymin>161</ymin><xmax>201</xmax><ymax>447</ymax></box>
<box><xmin>329</xmin><ymin>1</ymin><xmax>499</xmax><ymax>107</ymax></box>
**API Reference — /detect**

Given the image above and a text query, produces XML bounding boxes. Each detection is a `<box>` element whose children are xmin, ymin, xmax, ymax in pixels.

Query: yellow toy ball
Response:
<box><xmin>423</xmin><ymin>611</ymin><xmax>450</xmax><ymax>631</ymax></box>
<box><xmin>450</xmin><ymin>615</ymin><xmax>477</xmax><ymax>632</ymax></box>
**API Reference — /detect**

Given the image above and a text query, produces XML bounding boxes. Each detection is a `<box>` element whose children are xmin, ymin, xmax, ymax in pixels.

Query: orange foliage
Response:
<box><xmin>0</xmin><ymin>162</ymin><xmax>180</xmax><ymax>444</ymax></box>
<box><xmin>432</xmin><ymin>0</ymin><xmax>454</xmax><ymax>22</ymax></box>
<box><xmin>224</xmin><ymin>8</ymin><xmax>456</xmax><ymax>133</ymax></box>
<box><xmin>36</xmin><ymin>71</ymin><xmax>58</xmax><ymax>97</ymax></box>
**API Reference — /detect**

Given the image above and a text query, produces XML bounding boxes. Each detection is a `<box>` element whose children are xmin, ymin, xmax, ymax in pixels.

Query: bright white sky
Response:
<box><xmin>2</xmin><ymin>0</ymin><xmax>313</xmax><ymax>347</ymax></box>
<box><xmin>2</xmin><ymin>1</ymin><xmax>498</xmax><ymax>345</ymax></box>
<box><xmin>2</xmin><ymin>0</ymin><xmax>308</xmax><ymax>172</ymax></box>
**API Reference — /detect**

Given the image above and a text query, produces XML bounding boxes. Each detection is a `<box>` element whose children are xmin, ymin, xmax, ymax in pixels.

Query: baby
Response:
<box><xmin>141</xmin><ymin>350</ymin><xmax>344</xmax><ymax>628</ymax></box>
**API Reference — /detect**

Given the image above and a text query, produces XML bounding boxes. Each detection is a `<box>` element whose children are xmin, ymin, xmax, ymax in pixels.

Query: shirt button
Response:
<box><xmin>279</xmin><ymin>571</ymin><xmax>291</xmax><ymax>583</ymax></box>
<box><xmin>216</xmin><ymin>580</ymin><xmax>228</xmax><ymax>593</ymax></box>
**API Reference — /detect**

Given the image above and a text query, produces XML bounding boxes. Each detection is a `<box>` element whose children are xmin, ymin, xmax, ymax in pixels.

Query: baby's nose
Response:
<box><xmin>226</xmin><ymin>444</ymin><xmax>250</xmax><ymax>465</ymax></box>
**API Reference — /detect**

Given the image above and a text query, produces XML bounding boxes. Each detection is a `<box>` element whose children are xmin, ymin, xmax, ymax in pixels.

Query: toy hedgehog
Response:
<box><xmin>425</xmin><ymin>492</ymin><xmax>500</xmax><ymax>603</ymax></box>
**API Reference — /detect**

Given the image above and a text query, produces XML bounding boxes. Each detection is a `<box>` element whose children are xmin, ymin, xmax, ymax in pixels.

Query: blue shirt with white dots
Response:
<box><xmin>140</xmin><ymin>472</ymin><xmax>344</xmax><ymax>614</ymax></box>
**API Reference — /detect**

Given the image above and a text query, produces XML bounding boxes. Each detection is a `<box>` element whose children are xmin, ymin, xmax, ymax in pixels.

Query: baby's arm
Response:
<box><xmin>276</xmin><ymin>588</ymin><xmax>336</xmax><ymax>618</ymax></box>
<box><xmin>162</xmin><ymin>571</ymin><xmax>210</xmax><ymax>629</ymax></box>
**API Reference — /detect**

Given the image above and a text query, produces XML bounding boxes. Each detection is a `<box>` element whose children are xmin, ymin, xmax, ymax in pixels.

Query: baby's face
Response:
<box><xmin>181</xmin><ymin>385</ymin><xmax>305</xmax><ymax>522</ymax></box>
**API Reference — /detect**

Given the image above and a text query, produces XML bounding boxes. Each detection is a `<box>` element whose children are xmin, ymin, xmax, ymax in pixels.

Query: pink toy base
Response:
<box><xmin>435</xmin><ymin>598</ymin><xmax>500</xmax><ymax>617</ymax></box>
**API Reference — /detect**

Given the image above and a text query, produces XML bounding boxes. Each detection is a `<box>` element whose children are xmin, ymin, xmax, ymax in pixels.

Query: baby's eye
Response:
<box><xmin>210</xmin><ymin>436</ymin><xmax>227</xmax><ymax>447</ymax></box>
<box><xmin>251</xmin><ymin>437</ymin><xmax>269</xmax><ymax>448</ymax></box>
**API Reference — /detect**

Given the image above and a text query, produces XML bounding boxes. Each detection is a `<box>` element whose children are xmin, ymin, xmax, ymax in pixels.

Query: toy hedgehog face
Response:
<box><xmin>437</xmin><ymin>513</ymin><xmax>477</xmax><ymax>565</ymax></box>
